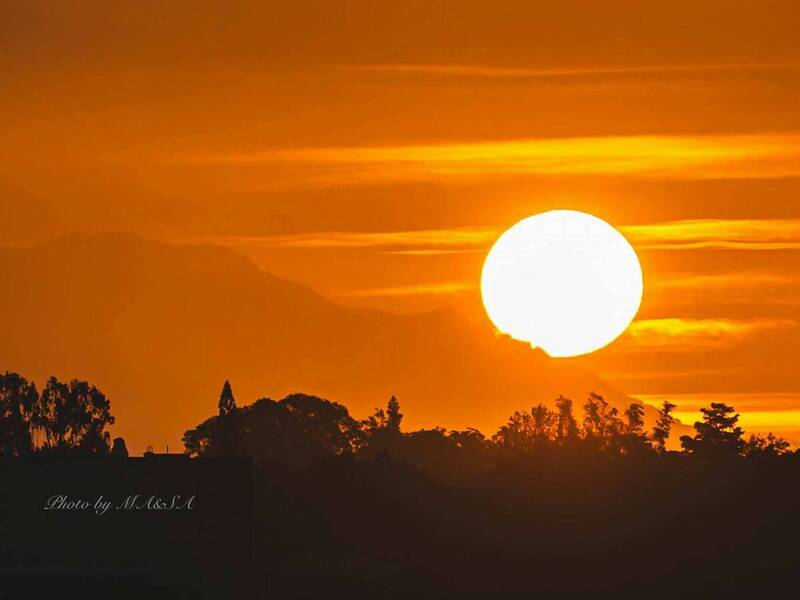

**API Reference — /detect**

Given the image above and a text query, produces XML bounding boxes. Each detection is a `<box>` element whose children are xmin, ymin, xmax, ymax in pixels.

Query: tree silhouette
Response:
<box><xmin>492</xmin><ymin>410</ymin><xmax>535</xmax><ymax>452</ymax></box>
<box><xmin>37</xmin><ymin>377</ymin><xmax>115</xmax><ymax>455</ymax></box>
<box><xmin>282</xmin><ymin>393</ymin><xmax>362</xmax><ymax>455</ymax></box>
<box><xmin>531</xmin><ymin>403</ymin><xmax>557</xmax><ymax>446</ymax></box>
<box><xmin>363</xmin><ymin>396</ymin><xmax>404</xmax><ymax>437</ymax></box>
<box><xmin>213</xmin><ymin>380</ymin><xmax>243</xmax><ymax>456</ymax></box>
<box><xmin>742</xmin><ymin>432</ymin><xmax>791</xmax><ymax>458</ymax></box>
<box><xmin>361</xmin><ymin>407</ymin><xmax>386</xmax><ymax>436</ymax></box>
<box><xmin>680</xmin><ymin>402</ymin><xmax>744</xmax><ymax>460</ymax></box>
<box><xmin>620</xmin><ymin>402</ymin><xmax>649</xmax><ymax>455</ymax></box>
<box><xmin>358</xmin><ymin>396</ymin><xmax>408</xmax><ymax>460</ymax></box>
<box><xmin>183</xmin><ymin>417</ymin><xmax>217</xmax><ymax>456</ymax></box>
<box><xmin>0</xmin><ymin>372</ymin><xmax>38</xmax><ymax>456</ymax></box>
<box><xmin>555</xmin><ymin>395</ymin><xmax>579</xmax><ymax>443</ymax></box>
<box><xmin>218</xmin><ymin>380</ymin><xmax>236</xmax><ymax>416</ymax></box>
<box><xmin>185</xmin><ymin>392</ymin><xmax>362</xmax><ymax>465</ymax></box>
<box><xmin>651</xmin><ymin>400</ymin><xmax>677</xmax><ymax>453</ymax></box>
<box><xmin>624</xmin><ymin>403</ymin><xmax>645</xmax><ymax>436</ymax></box>
<box><xmin>582</xmin><ymin>393</ymin><xmax>622</xmax><ymax>451</ymax></box>
<box><xmin>386</xmin><ymin>395</ymin><xmax>403</xmax><ymax>433</ymax></box>
<box><xmin>492</xmin><ymin>403</ymin><xmax>556</xmax><ymax>452</ymax></box>
<box><xmin>448</xmin><ymin>428</ymin><xmax>489</xmax><ymax>453</ymax></box>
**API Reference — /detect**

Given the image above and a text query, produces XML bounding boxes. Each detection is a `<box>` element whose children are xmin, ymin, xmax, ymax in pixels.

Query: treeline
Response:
<box><xmin>492</xmin><ymin>393</ymin><xmax>791</xmax><ymax>460</ymax></box>
<box><xmin>0</xmin><ymin>371</ymin><xmax>115</xmax><ymax>456</ymax></box>
<box><xmin>188</xmin><ymin>382</ymin><xmax>800</xmax><ymax>596</ymax></box>
<box><xmin>183</xmin><ymin>380</ymin><xmax>793</xmax><ymax>474</ymax></box>
<box><xmin>3</xmin><ymin>368</ymin><xmax>791</xmax><ymax>465</ymax></box>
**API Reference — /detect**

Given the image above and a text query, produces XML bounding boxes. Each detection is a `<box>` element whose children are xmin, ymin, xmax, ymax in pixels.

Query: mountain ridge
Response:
<box><xmin>0</xmin><ymin>232</ymin><xmax>688</xmax><ymax>453</ymax></box>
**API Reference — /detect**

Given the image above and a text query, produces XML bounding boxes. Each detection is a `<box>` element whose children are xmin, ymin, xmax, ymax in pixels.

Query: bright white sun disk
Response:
<box><xmin>481</xmin><ymin>210</ymin><xmax>643</xmax><ymax>357</ymax></box>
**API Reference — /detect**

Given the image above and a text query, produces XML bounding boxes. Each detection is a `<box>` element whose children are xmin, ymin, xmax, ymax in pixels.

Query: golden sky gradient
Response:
<box><xmin>2</xmin><ymin>0</ymin><xmax>800</xmax><ymax>446</ymax></box>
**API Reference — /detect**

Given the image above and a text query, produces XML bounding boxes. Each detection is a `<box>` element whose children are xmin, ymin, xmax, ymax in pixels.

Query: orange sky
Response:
<box><xmin>2</xmin><ymin>1</ymin><xmax>800</xmax><ymax>445</ymax></box>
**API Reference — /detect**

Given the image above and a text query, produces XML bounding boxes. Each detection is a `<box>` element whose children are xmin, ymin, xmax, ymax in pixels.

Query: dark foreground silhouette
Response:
<box><xmin>2</xmin><ymin>373</ymin><xmax>800</xmax><ymax>598</ymax></box>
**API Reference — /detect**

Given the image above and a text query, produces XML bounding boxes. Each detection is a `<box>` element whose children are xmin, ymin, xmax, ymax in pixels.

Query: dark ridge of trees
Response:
<box><xmin>3</xmin><ymin>368</ymin><xmax>793</xmax><ymax>468</ymax></box>
<box><xmin>1</xmin><ymin>367</ymin><xmax>794</xmax><ymax>468</ymax></box>
<box><xmin>5</xmin><ymin>372</ymin><xmax>800</xmax><ymax>597</ymax></box>
<box><xmin>182</xmin><ymin>380</ymin><xmax>794</xmax><ymax>475</ymax></box>
<box><xmin>0</xmin><ymin>371</ymin><xmax>115</xmax><ymax>456</ymax></box>
<box><xmin>240</xmin><ymin>389</ymin><xmax>799</xmax><ymax>598</ymax></box>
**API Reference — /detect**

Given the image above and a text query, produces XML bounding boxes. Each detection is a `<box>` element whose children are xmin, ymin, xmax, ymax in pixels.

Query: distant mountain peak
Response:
<box><xmin>0</xmin><ymin>232</ymin><xmax>688</xmax><ymax>454</ymax></box>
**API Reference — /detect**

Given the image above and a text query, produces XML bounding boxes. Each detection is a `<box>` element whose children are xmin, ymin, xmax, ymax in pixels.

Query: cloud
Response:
<box><xmin>623</xmin><ymin>318</ymin><xmax>794</xmax><ymax>350</ymax></box>
<box><xmin>185</xmin><ymin>228</ymin><xmax>498</xmax><ymax>252</ymax></box>
<box><xmin>636</xmin><ymin>392</ymin><xmax>800</xmax><ymax>413</ymax></box>
<box><xmin>346</xmin><ymin>62</ymin><xmax>800</xmax><ymax>80</ymax></box>
<box><xmin>336</xmin><ymin>281</ymin><xmax>476</xmax><ymax>297</ymax></box>
<box><xmin>381</xmin><ymin>249</ymin><xmax>481</xmax><ymax>256</ymax></box>
<box><xmin>186</xmin><ymin>134</ymin><xmax>800</xmax><ymax>185</ymax></box>
<box><xmin>655</xmin><ymin>272</ymin><xmax>794</xmax><ymax>289</ymax></box>
<box><xmin>185</xmin><ymin>219</ymin><xmax>800</xmax><ymax>257</ymax></box>
<box><xmin>652</xmin><ymin>273</ymin><xmax>798</xmax><ymax>306</ymax></box>
<box><xmin>602</xmin><ymin>367</ymin><xmax>743</xmax><ymax>382</ymax></box>
<box><xmin>621</xmin><ymin>219</ymin><xmax>800</xmax><ymax>250</ymax></box>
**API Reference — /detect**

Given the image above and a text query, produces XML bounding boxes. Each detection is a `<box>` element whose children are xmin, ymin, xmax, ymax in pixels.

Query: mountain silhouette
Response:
<box><xmin>0</xmin><ymin>232</ymin><xmax>688</xmax><ymax>453</ymax></box>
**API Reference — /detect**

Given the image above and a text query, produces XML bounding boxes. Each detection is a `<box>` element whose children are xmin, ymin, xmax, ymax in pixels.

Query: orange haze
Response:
<box><xmin>2</xmin><ymin>1</ymin><xmax>800</xmax><ymax>452</ymax></box>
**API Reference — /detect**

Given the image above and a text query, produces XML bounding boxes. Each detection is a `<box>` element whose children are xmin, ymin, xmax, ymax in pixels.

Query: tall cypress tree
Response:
<box><xmin>218</xmin><ymin>380</ymin><xmax>236</xmax><ymax>417</ymax></box>
<box><xmin>386</xmin><ymin>395</ymin><xmax>403</xmax><ymax>433</ymax></box>
<box><xmin>215</xmin><ymin>380</ymin><xmax>241</xmax><ymax>457</ymax></box>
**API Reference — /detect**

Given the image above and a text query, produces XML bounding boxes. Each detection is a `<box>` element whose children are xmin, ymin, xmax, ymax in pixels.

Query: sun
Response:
<box><xmin>481</xmin><ymin>209</ymin><xmax>643</xmax><ymax>358</ymax></box>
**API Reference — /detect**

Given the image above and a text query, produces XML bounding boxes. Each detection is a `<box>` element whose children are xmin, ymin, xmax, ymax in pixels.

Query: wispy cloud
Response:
<box><xmin>381</xmin><ymin>249</ymin><xmax>480</xmax><ymax>256</ymax></box>
<box><xmin>636</xmin><ymin>392</ymin><xmax>800</xmax><ymax>413</ymax></box>
<box><xmin>336</xmin><ymin>281</ymin><xmax>476</xmax><ymax>297</ymax></box>
<box><xmin>185</xmin><ymin>219</ymin><xmax>800</xmax><ymax>256</ymax></box>
<box><xmin>621</xmin><ymin>219</ymin><xmax>800</xmax><ymax>250</ymax></box>
<box><xmin>650</xmin><ymin>271</ymin><xmax>800</xmax><ymax>307</ymax></box>
<box><xmin>346</xmin><ymin>62</ymin><xmax>800</xmax><ymax>80</ymax></box>
<box><xmin>185</xmin><ymin>228</ymin><xmax>498</xmax><ymax>253</ymax></box>
<box><xmin>603</xmin><ymin>367</ymin><xmax>743</xmax><ymax>382</ymax></box>
<box><xmin>187</xmin><ymin>134</ymin><xmax>800</xmax><ymax>184</ymax></box>
<box><xmin>623</xmin><ymin>318</ymin><xmax>794</xmax><ymax>350</ymax></box>
<box><xmin>655</xmin><ymin>272</ymin><xmax>795</xmax><ymax>289</ymax></box>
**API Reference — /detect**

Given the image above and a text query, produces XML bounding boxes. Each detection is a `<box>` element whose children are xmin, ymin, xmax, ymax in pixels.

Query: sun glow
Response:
<box><xmin>481</xmin><ymin>210</ymin><xmax>643</xmax><ymax>357</ymax></box>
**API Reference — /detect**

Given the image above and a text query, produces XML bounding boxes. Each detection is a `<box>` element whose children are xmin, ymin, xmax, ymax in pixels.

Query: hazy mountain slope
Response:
<box><xmin>0</xmin><ymin>233</ymin><xmax>688</xmax><ymax>453</ymax></box>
